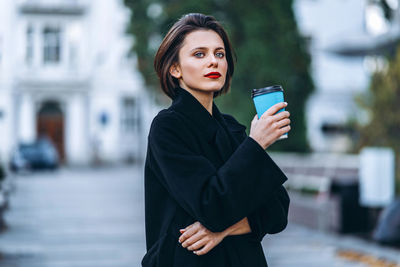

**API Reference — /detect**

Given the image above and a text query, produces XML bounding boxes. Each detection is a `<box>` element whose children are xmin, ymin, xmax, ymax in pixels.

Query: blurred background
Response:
<box><xmin>0</xmin><ymin>0</ymin><xmax>399</xmax><ymax>266</ymax></box>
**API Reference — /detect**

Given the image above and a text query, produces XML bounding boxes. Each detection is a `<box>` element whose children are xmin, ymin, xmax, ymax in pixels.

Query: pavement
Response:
<box><xmin>0</xmin><ymin>166</ymin><xmax>398</xmax><ymax>267</ymax></box>
<box><xmin>264</xmin><ymin>223</ymin><xmax>400</xmax><ymax>267</ymax></box>
<box><xmin>0</xmin><ymin>166</ymin><xmax>145</xmax><ymax>267</ymax></box>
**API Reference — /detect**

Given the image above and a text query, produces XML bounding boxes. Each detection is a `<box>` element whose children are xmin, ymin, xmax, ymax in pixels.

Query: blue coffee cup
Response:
<box><xmin>252</xmin><ymin>85</ymin><xmax>288</xmax><ymax>140</ymax></box>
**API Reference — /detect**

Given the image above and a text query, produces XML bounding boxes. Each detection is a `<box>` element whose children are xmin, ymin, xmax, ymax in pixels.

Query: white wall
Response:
<box><xmin>18</xmin><ymin>93</ymin><xmax>36</xmax><ymax>144</ymax></box>
<box><xmin>0</xmin><ymin>91</ymin><xmax>15</xmax><ymax>163</ymax></box>
<box><xmin>294</xmin><ymin>0</ymin><xmax>370</xmax><ymax>152</ymax></box>
<box><xmin>65</xmin><ymin>92</ymin><xmax>89</xmax><ymax>165</ymax></box>
<box><xmin>89</xmin><ymin>92</ymin><xmax>120</xmax><ymax>163</ymax></box>
<box><xmin>87</xmin><ymin>0</ymin><xmax>147</xmax><ymax>163</ymax></box>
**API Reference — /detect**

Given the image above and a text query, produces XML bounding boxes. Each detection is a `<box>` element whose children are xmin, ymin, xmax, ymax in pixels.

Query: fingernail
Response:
<box><xmin>193</xmin><ymin>251</ymin><xmax>197</xmax><ymax>255</ymax></box>
<box><xmin>284</xmin><ymin>102</ymin><xmax>288</xmax><ymax>105</ymax></box>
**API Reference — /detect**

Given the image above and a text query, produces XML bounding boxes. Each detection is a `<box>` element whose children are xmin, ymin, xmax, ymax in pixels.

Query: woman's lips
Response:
<box><xmin>204</xmin><ymin>72</ymin><xmax>221</xmax><ymax>79</ymax></box>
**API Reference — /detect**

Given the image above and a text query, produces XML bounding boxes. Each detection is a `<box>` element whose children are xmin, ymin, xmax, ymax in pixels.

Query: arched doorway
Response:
<box><xmin>37</xmin><ymin>101</ymin><xmax>65</xmax><ymax>161</ymax></box>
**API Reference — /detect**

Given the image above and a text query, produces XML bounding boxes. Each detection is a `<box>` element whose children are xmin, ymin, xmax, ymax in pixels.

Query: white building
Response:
<box><xmin>0</xmin><ymin>0</ymin><xmax>149</xmax><ymax>165</ymax></box>
<box><xmin>294</xmin><ymin>0</ymin><xmax>392</xmax><ymax>152</ymax></box>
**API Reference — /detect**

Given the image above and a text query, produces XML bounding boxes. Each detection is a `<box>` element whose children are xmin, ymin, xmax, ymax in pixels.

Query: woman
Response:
<box><xmin>143</xmin><ymin>13</ymin><xmax>291</xmax><ymax>267</ymax></box>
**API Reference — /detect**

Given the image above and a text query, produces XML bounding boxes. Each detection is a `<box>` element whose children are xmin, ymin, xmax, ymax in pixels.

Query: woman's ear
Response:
<box><xmin>169</xmin><ymin>64</ymin><xmax>182</xmax><ymax>79</ymax></box>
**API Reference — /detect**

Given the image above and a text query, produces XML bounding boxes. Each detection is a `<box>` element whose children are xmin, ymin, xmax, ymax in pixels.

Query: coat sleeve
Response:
<box><xmin>148</xmin><ymin>112</ymin><xmax>287</xmax><ymax>233</ymax></box>
<box><xmin>247</xmin><ymin>185</ymin><xmax>290</xmax><ymax>242</ymax></box>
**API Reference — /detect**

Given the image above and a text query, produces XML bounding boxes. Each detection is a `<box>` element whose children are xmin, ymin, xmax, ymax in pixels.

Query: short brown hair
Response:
<box><xmin>154</xmin><ymin>13</ymin><xmax>236</xmax><ymax>99</ymax></box>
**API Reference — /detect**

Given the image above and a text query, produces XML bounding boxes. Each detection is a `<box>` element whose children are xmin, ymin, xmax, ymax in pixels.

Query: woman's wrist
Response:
<box><xmin>223</xmin><ymin>217</ymin><xmax>252</xmax><ymax>237</ymax></box>
<box><xmin>221</xmin><ymin>228</ymin><xmax>231</xmax><ymax>239</ymax></box>
<box><xmin>249</xmin><ymin>135</ymin><xmax>268</xmax><ymax>150</ymax></box>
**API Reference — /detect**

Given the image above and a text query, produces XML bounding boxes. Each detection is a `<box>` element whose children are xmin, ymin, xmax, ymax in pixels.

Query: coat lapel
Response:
<box><xmin>170</xmin><ymin>87</ymin><xmax>246</xmax><ymax>163</ymax></box>
<box><xmin>170</xmin><ymin>87</ymin><xmax>218</xmax><ymax>144</ymax></box>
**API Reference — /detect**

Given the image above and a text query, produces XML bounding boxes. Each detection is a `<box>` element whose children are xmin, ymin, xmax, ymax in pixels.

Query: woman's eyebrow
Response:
<box><xmin>190</xmin><ymin>47</ymin><xmax>208</xmax><ymax>52</ymax></box>
<box><xmin>190</xmin><ymin>46</ymin><xmax>225</xmax><ymax>52</ymax></box>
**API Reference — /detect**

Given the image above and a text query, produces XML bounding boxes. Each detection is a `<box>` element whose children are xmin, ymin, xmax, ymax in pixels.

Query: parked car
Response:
<box><xmin>373</xmin><ymin>198</ymin><xmax>400</xmax><ymax>245</ymax></box>
<box><xmin>10</xmin><ymin>138</ymin><xmax>59</xmax><ymax>172</ymax></box>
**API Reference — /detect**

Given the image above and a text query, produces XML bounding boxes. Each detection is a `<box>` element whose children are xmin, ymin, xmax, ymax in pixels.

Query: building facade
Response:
<box><xmin>0</xmin><ymin>0</ymin><xmax>148</xmax><ymax>165</ymax></box>
<box><xmin>293</xmin><ymin>0</ymin><xmax>382</xmax><ymax>152</ymax></box>
<box><xmin>294</xmin><ymin>0</ymin><xmax>370</xmax><ymax>152</ymax></box>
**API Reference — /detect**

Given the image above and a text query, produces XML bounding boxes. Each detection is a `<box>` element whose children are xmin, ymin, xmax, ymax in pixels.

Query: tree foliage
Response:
<box><xmin>124</xmin><ymin>0</ymin><xmax>314</xmax><ymax>151</ymax></box>
<box><xmin>376</xmin><ymin>0</ymin><xmax>395</xmax><ymax>21</ymax></box>
<box><xmin>356</xmin><ymin>47</ymin><xmax>400</xmax><ymax>192</ymax></box>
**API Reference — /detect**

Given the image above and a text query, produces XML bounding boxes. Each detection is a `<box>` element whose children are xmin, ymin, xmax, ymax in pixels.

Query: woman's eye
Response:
<box><xmin>194</xmin><ymin>52</ymin><xmax>205</xmax><ymax>58</ymax></box>
<box><xmin>216</xmin><ymin>52</ymin><xmax>225</xmax><ymax>58</ymax></box>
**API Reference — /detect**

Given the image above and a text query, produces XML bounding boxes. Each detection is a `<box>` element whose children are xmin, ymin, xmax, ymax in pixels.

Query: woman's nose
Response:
<box><xmin>208</xmin><ymin>54</ymin><xmax>218</xmax><ymax>67</ymax></box>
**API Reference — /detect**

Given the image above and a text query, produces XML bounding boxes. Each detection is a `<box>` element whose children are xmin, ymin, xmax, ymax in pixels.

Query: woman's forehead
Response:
<box><xmin>182</xmin><ymin>30</ymin><xmax>225</xmax><ymax>49</ymax></box>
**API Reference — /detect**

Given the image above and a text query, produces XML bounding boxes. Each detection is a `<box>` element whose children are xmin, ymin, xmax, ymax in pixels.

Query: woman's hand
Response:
<box><xmin>178</xmin><ymin>222</ymin><xmax>226</xmax><ymax>256</ymax></box>
<box><xmin>249</xmin><ymin>102</ymin><xmax>291</xmax><ymax>150</ymax></box>
<box><xmin>178</xmin><ymin>218</ymin><xmax>251</xmax><ymax>255</ymax></box>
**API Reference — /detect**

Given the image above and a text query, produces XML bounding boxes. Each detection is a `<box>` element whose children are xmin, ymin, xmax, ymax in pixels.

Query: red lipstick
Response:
<box><xmin>204</xmin><ymin>72</ymin><xmax>221</xmax><ymax>79</ymax></box>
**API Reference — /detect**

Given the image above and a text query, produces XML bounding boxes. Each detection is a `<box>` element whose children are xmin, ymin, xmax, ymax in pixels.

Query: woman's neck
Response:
<box><xmin>180</xmin><ymin>87</ymin><xmax>214</xmax><ymax>115</ymax></box>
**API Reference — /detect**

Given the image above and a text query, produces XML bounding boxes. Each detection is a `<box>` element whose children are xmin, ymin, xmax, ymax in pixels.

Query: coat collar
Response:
<box><xmin>170</xmin><ymin>87</ymin><xmax>228</xmax><ymax>143</ymax></box>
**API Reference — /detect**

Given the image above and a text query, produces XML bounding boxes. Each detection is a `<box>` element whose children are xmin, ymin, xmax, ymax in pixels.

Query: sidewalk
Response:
<box><xmin>264</xmin><ymin>222</ymin><xmax>400</xmax><ymax>267</ymax></box>
<box><xmin>0</xmin><ymin>166</ymin><xmax>145</xmax><ymax>267</ymax></box>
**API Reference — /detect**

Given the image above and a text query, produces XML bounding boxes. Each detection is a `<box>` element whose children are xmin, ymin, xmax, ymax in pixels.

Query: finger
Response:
<box><xmin>279</xmin><ymin>125</ymin><xmax>291</xmax><ymax>135</ymax></box>
<box><xmin>187</xmin><ymin>238</ymin><xmax>208</xmax><ymax>251</ymax></box>
<box><xmin>271</xmin><ymin>110</ymin><xmax>290</xmax><ymax>121</ymax></box>
<box><xmin>261</xmin><ymin>102</ymin><xmax>287</xmax><ymax>118</ymax></box>
<box><xmin>252</xmin><ymin>114</ymin><xmax>259</xmax><ymax>123</ymax></box>
<box><xmin>182</xmin><ymin>231</ymin><xmax>205</xmax><ymax>248</ymax></box>
<box><xmin>180</xmin><ymin>224</ymin><xmax>192</xmax><ymax>235</ymax></box>
<box><xmin>179</xmin><ymin>229</ymin><xmax>195</xmax><ymax>244</ymax></box>
<box><xmin>183</xmin><ymin>221</ymin><xmax>197</xmax><ymax>231</ymax></box>
<box><xmin>194</xmin><ymin>243</ymin><xmax>213</xmax><ymax>256</ymax></box>
<box><xmin>276</xmin><ymin>118</ymin><xmax>291</xmax><ymax>128</ymax></box>
<box><xmin>179</xmin><ymin>224</ymin><xmax>199</xmax><ymax>243</ymax></box>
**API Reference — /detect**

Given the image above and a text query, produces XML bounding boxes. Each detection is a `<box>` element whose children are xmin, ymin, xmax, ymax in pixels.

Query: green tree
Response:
<box><xmin>376</xmin><ymin>0</ymin><xmax>395</xmax><ymax>20</ymax></box>
<box><xmin>356</xmin><ymin>47</ymin><xmax>400</xmax><ymax>193</ymax></box>
<box><xmin>124</xmin><ymin>0</ymin><xmax>314</xmax><ymax>151</ymax></box>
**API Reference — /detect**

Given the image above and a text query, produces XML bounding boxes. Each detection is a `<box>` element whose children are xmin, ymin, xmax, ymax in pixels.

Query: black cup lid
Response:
<box><xmin>251</xmin><ymin>85</ymin><xmax>283</xmax><ymax>98</ymax></box>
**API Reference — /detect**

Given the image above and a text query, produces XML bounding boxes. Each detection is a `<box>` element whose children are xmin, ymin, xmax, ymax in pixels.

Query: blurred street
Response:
<box><xmin>265</xmin><ymin>222</ymin><xmax>400</xmax><ymax>267</ymax></box>
<box><xmin>0</xmin><ymin>166</ymin><xmax>399</xmax><ymax>267</ymax></box>
<box><xmin>0</xmin><ymin>166</ymin><xmax>145</xmax><ymax>267</ymax></box>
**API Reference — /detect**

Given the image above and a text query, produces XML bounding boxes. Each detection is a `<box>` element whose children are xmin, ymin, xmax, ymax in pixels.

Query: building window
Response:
<box><xmin>321</xmin><ymin>123</ymin><xmax>353</xmax><ymax>136</ymax></box>
<box><xmin>43</xmin><ymin>27</ymin><xmax>61</xmax><ymax>64</ymax></box>
<box><xmin>121</xmin><ymin>98</ymin><xmax>139</xmax><ymax>133</ymax></box>
<box><xmin>26</xmin><ymin>26</ymin><xmax>34</xmax><ymax>65</ymax></box>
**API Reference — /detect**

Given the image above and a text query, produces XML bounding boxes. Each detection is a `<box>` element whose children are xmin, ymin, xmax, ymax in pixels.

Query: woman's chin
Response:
<box><xmin>189</xmin><ymin>87</ymin><xmax>223</xmax><ymax>94</ymax></box>
<box><xmin>203</xmin><ymin>84</ymin><xmax>225</xmax><ymax>93</ymax></box>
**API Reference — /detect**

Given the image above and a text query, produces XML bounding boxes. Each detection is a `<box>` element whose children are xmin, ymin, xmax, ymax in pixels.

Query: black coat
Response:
<box><xmin>143</xmin><ymin>87</ymin><xmax>289</xmax><ymax>267</ymax></box>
